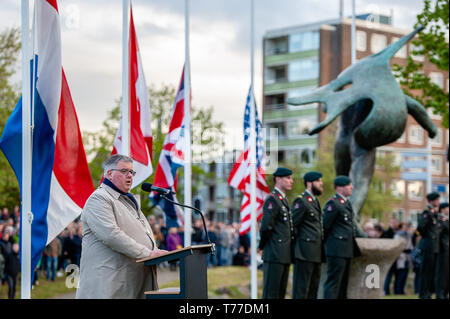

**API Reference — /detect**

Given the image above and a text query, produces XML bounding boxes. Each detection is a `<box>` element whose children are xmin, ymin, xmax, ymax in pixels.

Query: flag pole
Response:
<box><xmin>249</xmin><ymin>0</ymin><xmax>258</xmax><ymax>300</ymax></box>
<box><xmin>184</xmin><ymin>0</ymin><xmax>192</xmax><ymax>247</ymax></box>
<box><xmin>121</xmin><ymin>0</ymin><xmax>130</xmax><ymax>156</ymax></box>
<box><xmin>21</xmin><ymin>0</ymin><xmax>32</xmax><ymax>299</ymax></box>
<box><xmin>351</xmin><ymin>0</ymin><xmax>356</xmax><ymax>65</ymax></box>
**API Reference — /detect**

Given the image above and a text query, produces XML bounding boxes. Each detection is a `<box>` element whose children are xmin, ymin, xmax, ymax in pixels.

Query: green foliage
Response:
<box><xmin>0</xmin><ymin>28</ymin><xmax>21</xmax><ymax>209</ymax></box>
<box><xmin>392</xmin><ymin>0</ymin><xmax>449</xmax><ymax>128</ymax></box>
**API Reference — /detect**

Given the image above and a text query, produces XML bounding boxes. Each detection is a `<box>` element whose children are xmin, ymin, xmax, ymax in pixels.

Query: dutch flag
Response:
<box><xmin>0</xmin><ymin>0</ymin><xmax>94</xmax><ymax>279</ymax></box>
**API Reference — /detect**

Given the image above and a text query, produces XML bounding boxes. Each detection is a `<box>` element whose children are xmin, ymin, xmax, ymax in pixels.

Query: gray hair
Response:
<box><xmin>103</xmin><ymin>154</ymin><xmax>133</xmax><ymax>175</ymax></box>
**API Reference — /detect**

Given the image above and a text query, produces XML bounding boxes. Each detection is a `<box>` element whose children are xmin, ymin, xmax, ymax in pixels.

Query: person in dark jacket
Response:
<box><xmin>259</xmin><ymin>167</ymin><xmax>294</xmax><ymax>299</ymax></box>
<box><xmin>292</xmin><ymin>171</ymin><xmax>325</xmax><ymax>299</ymax></box>
<box><xmin>322</xmin><ymin>176</ymin><xmax>361</xmax><ymax>299</ymax></box>
<box><xmin>435</xmin><ymin>202</ymin><xmax>449</xmax><ymax>299</ymax></box>
<box><xmin>417</xmin><ymin>192</ymin><xmax>441</xmax><ymax>299</ymax></box>
<box><xmin>1</xmin><ymin>227</ymin><xmax>19</xmax><ymax>299</ymax></box>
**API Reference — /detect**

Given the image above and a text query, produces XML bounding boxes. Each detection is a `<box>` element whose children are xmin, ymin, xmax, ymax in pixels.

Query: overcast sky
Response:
<box><xmin>0</xmin><ymin>0</ymin><xmax>424</xmax><ymax>150</ymax></box>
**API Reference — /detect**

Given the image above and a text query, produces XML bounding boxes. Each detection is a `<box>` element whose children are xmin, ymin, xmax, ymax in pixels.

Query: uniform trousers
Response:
<box><xmin>292</xmin><ymin>259</ymin><xmax>321</xmax><ymax>299</ymax></box>
<box><xmin>323</xmin><ymin>256</ymin><xmax>352</xmax><ymax>299</ymax></box>
<box><xmin>419</xmin><ymin>252</ymin><xmax>438</xmax><ymax>299</ymax></box>
<box><xmin>435</xmin><ymin>252</ymin><xmax>449</xmax><ymax>299</ymax></box>
<box><xmin>262</xmin><ymin>262</ymin><xmax>290</xmax><ymax>299</ymax></box>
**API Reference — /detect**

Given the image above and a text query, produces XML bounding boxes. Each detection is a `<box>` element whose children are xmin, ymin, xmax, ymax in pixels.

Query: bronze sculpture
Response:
<box><xmin>286</xmin><ymin>27</ymin><xmax>437</xmax><ymax>232</ymax></box>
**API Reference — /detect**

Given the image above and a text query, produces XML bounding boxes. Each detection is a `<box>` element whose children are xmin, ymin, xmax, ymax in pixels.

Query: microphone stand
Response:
<box><xmin>161</xmin><ymin>194</ymin><xmax>216</xmax><ymax>256</ymax></box>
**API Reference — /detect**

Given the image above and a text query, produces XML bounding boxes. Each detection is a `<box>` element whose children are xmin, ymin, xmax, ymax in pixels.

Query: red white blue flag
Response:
<box><xmin>228</xmin><ymin>86</ymin><xmax>269</xmax><ymax>235</ymax></box>
<box><xmin>150</xmin><ymin>66</ymin><xmax>187</xmax><ymax>228</ymax></box>
<box><xmin>0</xmin><ymin>0</ymin><xmax>94</xmax><ymax>275</ymax></box>
<box><xmin>111</xmin><ymin>5</ymin><xmax>153</xmax><ymax>188</ymax></box>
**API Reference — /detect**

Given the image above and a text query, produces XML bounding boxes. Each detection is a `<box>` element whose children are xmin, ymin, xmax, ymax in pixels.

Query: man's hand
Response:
<box><xmin>149</xmin><ymin>249</ymin><xmax>169</xmax><ymax>258</ymax></box>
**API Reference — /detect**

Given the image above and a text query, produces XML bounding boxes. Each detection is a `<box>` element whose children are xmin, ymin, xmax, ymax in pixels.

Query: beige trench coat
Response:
<box><xmin>76</xmin><ymin>184</ymin><xmax>158</xmax><ymax>299</ymax></box>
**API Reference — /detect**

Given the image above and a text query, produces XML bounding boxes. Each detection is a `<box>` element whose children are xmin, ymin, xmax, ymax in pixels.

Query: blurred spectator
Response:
<box><xmin>1</xmin><ymin>208</ymin><xmax>10</xmax><ymax>221</ymax></box>
<box><xmin>233</xmin><ymin>246</ymin><xmax>249</xmax><ymax>266</ymax></box>
<box><xmin>393</xmin><ymin>222</ymin><xmax>414</xmax><ymax>295</ymax></box>
<box><xmin>207</xmin><ymin>223</ymin><xmax>218</xmax><ymax>267</ymax></box>
<box><xmin>157</xmin><ymin>216</ymin><xmax>168</xmax><ymax>250</ymax></box>
<box><xmin>44</xmin><ymin>237</ymin><xmax>62</xmax><ymax>281</ymax></box>
<box><xmin>166</xmin><ymin>227</ymin><xmax>183</xmax><ymax>271</ymax></box>
<box><xmin>71</xmin><ymin>225</ymin><xmax>83</xmax><ymax>267</ymax></box>
<box><xmin>383</xmin><ymin>217</ymin><xmax>400</xmax><ymax>295</ymax></box>
<box><xmin>412</xmin><ymin>228</ymin><xmax>422</xmax><ymax>294</ymax></box>
<box><xmin>192</xmin><ymin>219</ymin><xmax>205</xmax><ymax>245</ymax></box>
<box><xmin>1</xmin><ymin>226</ymin><xmax>18</xmax><ymax>298</ymax></box>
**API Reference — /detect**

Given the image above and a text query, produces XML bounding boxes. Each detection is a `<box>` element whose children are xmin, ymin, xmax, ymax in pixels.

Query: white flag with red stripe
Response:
<box><xmin>112</xmin><ymin>6</ymin><xmax>153</xmax><ymax>188</ymax></box>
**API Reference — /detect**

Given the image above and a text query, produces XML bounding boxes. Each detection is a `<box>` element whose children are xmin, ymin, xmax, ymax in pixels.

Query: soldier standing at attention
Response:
<box><xmin>322</xmin><ymin>176</ymin><xmax>361</xmax><ymax>299</ymax></box>
<box><xmin>417</xmin><ymin>192</ymin><xmax>441</xmax><ymax>299</ymax></box>
<box><xmin>292</xmin><ymin>171</ymin><xmax>325</xmax><ymax>299</ymax></box>
<box><xmin>436</xmin><ymin>202</ymin><xmax>449</xmax><ymax>299</ymax></box>
<box><xmin>259</xmin><ymin>167</ymin><xmax>295</xmax><ymax>299</ymax></box>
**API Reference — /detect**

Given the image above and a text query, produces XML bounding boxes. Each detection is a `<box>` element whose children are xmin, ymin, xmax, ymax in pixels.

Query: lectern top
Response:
<box><xmin>136</xmin><ymin>243</ymin><xmax>214</xmax><ymax>263</ymax></box>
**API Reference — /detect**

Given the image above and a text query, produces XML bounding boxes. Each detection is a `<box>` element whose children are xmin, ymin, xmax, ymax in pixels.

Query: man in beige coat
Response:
<box><xmin>76</xmin><ymin>155</ymin><xmax>167</xmax><ymax>299</ymax></box>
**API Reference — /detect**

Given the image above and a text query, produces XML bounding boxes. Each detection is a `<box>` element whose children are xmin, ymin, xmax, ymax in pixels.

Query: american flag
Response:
<box><xmin>228</xmin><ymin>86</ymin><xmax>270</xmax><ymax>235</ymax></box>
<box><xmin>150</xmin><ymin>66</ymin><xmax>187</xmax><ymax>228</ymax></box>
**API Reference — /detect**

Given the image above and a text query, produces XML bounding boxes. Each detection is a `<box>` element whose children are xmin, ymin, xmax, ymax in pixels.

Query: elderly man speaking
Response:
<box><xmin>76</xmin><ymin>154</ymin><xmax>167</xmax><ymax>299</ymax></box>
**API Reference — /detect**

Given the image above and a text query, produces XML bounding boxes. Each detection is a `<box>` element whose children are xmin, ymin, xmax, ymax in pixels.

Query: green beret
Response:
<box><xmin>439</xmin><ymin>202</ymin><xmax>449</xmax><ymax>210</ymax></box>
<box><xmin>426</xmin><ymin>192</ymin><xmax>440</xmax><ymax>201</ymax></box>
<box><xmin>273</xmin><ymin>167</ymin><xmax>293</xmax><ymax>177</ymax></box>
<box><xmin>334</xmin><ymin>175</ymin><xmax>351</xmax><ymax>186</ymax></box>
<box><xmin>303</xmin><ymin>171</ymin><xmax>322</xmax><ymax>182</ymax></box>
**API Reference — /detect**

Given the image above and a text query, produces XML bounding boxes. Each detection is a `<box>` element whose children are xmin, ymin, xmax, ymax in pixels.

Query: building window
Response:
<box><xmin>429</xmin><ymin>72</ymin><xmax>444</xmax><ymax>89</ymax></box>
<box><xmin>431</xmin><ymin>128</ymin><xmax>443</xmax><ymax>147</ymax></box>
<box><xmin>289</xmin><ymin>31</ymin><xmax>319</xmax><ymax>53</ymax></box>
<box><xmin>265</xmin><ymin>37</ymin><xmax>288</xmax><ymax>55</ymax></box>
<box><xmin>286</xmin><ymin>116</ymin><xmax>317</xmax><ymax>137</ymax></box>
<box><xmin>370</xmin><ymin>33</ymin><xmax>387</xmax><ymax>53</ymax></box>
<box><xmin>390</xmin><ymin>179</ymin><xmax>405</xmax><ymax>198</ymax></box>
<box><xmin>408</xmin><ymin>125</ymin><xmax>424</xmax><ymax>145</ymax></box>
<box><xmin>410</xmin><ymin>43</ymin><xmax>424</xmax><ymax>61</ymax></box>
<box><xmin>408</xmin><ymin>210</ymin><xmax>422</xmax><ymax>227</ymax></box>
<box><xmin>264</xmin><ymin>65</ymin><xmax>287</xmax><ymax>84</ymax></box>
<box><xmin>356</xmin><ymin>31</ymin><xmax>367</xmax><ymax>51</ymax></box>
<box><xmin>288</xmin><ymin>58</ymin><xmax>319</xmax><ymax>82</ymax></box>
<box><xmin>396</xmin><ymin>131</ymin><xmax>406</xmax><ymax>143</ymax></box>
<box><xmin>408</xmin><ymin>181</ymin><xmax>424</xmax><ymax>201</ymax></box>
<box><xmin>266</xmin><ymin>122</ymin><xmax>285</xmax><ymax>139</ymax></box>
<box><xmin>391</xmin><ymin>37</ymin><xmax>407</xmax><ymax>58</ymax></box>
<box><xmin>431</xmin><ymin>155</ymin><xmax>443</xmax><ymax>174</ymax></box>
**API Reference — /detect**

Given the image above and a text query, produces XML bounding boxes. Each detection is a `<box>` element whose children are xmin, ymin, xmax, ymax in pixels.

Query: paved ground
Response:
<box><xmin>53</xmin><ymin>266</ymin><xmax>179</xmax><ymax>299</ymax></box>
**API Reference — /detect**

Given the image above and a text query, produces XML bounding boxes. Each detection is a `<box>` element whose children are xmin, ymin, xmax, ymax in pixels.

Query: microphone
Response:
<box><xmin>141</xmin><ymin>183</ymin><xmax>176</xmax><ymax>195</ymax></box>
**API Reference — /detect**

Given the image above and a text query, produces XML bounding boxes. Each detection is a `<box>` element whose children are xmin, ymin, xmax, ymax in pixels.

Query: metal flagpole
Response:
<box><xmin>249</xmin><ymin>0</ymin><xmax>258</xmax><ymax>300</ymax></box>
<box><xmin>184</xmin><ymin>0</ymin><xmax>192</xmax><ymax>247</ymax></box>
<box><xmin>351</xmin><ymin>0</ymin><xmax>356</xmax><ymax>65</ymax></box>
<box><xmin>21</xmin><ymin>0</ymin><xmax>32</xmax><ymax>299</ymax></box>
<box><xmin>121</xmin><ymin>0</ymin><xmax>130</xmax><ymax>156</ymax></box>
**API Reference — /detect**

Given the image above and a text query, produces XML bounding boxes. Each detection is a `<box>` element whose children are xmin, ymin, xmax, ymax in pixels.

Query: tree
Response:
<box><xmin>393</xmin><ymin>0</ymin><xmax>449</xmax><ymax>128</ymax></box>
<box><xmin>0</xmin><ymin>28</ymin><xmax>21</xmax><ymax>209</ymax></box>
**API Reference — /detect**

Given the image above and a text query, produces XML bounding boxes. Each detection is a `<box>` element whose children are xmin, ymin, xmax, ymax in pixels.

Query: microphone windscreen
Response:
<box><xmin>141</xmin><ymin>183</ymin><xmax>153</xmax><ymax>192</ymax></box>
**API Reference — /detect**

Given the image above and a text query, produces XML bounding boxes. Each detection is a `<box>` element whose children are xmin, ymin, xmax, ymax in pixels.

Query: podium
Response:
<box><xmin>137</xmin><ymin>244</ymin><xmax>214</xmax><ymax>299</ymax></box>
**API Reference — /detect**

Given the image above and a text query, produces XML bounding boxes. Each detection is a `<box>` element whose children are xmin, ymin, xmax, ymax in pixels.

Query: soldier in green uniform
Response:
<box><xmin>259</xmin><ymin>167</ymin><xmax>294</xmax><ymax>299</ymax></box>
<box><xmin>292</xmin><ymin>171</ymin><xmax>325</xmax><ymax>299</ymax></box>
<box><xmin>435</xmin><ymin>202</ymin><xmax>448</xmax><ymax>299</ymax></box>
<box><xmin>417</xmin><ymin>192</ymin><xmax>441</xmax><ymax>299</ymax></box>
<box><xmin>322</xmin><ymin>176</ymin><xmax>361</xmax><ymax>299</ymax></box>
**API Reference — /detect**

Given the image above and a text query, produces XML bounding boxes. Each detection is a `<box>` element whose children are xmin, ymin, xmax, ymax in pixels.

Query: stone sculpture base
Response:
<box><xmin>318</xmin><ymin>238</ymin><xmax>406</xmax><ymax>299</ymax></box>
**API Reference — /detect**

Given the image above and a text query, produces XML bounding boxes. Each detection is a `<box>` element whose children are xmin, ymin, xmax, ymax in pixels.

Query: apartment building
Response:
<box><xmin>262</xmin><ymin>14</ymin><xmax>449</xmax><ymax>223</ymax></box>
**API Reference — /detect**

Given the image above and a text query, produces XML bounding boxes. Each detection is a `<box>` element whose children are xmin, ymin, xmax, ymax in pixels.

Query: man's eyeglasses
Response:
<box><xmin>110</xmin><ymin>168</ymin><xmax>136</xmax><ymax>176</ymax></box>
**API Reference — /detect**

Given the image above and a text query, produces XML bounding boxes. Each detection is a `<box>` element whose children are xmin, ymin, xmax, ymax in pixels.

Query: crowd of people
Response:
<box><xmin>0</xmin><ymin>211</ymin><xmax>82</xmax><ymax>299</ymax></box>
